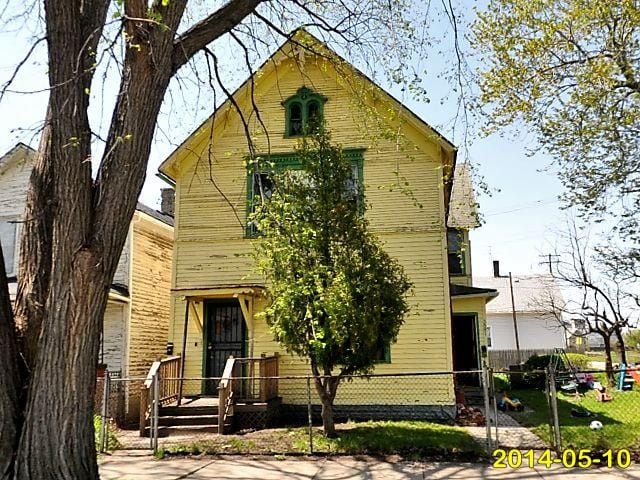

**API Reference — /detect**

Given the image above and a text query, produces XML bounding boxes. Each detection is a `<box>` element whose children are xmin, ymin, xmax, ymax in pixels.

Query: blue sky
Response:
<box><xmin>0</xmin><ymin>4</ymin><xmax>568</xmax><ymax>278</ymax></box>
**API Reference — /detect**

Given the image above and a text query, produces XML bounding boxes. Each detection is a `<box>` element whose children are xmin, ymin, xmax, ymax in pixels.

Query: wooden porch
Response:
<box><xmin>139</xmin><ymin>354</ymin><xmax>280</xmax><ymax>437</ymax></box>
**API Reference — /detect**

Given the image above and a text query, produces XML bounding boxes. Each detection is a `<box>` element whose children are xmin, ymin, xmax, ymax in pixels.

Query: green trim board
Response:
<box><xmin>245</xmin><ymin>149</ymin><xmax>366</xmax><ymax>237</ymax></box>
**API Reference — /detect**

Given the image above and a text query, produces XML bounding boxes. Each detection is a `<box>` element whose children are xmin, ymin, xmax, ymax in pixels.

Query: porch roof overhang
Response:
<box><xmin>450</xmin><ymin>283</ymin><xmax>499</xmax><ymax>302</ymax></box>
<box><xmin>108</xmin><ymin>283</ymin><xmax>130</xmax><ymax>303</ymax></box>
<box><xmin>172</xmin><ymin>285</ymin><xmax>266</xmax><ymax>301</ymax></box>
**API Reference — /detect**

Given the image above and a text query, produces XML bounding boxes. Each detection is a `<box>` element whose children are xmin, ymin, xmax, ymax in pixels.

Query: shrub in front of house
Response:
<box><xmin>509</xmin><ymin>354</ymin><xmax>557</xmax><ymax>389</ymax></box>
<box><xmin>565</xmin><ymin>353</ymin><xmax>591</xmax><ymax>370</ymax></box>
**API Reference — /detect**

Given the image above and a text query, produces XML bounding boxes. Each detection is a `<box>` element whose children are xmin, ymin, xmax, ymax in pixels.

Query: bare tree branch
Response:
<box><xmin>172</xmin><ymin>0</ymin><xmax>265</xmax><ymax>73</ymax></box>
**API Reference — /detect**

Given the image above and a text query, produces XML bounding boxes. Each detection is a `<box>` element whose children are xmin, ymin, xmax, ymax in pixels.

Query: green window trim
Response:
<box><xmin>245</xmin><ymin>149</ymin><xmax>365</xmax><ymax>238</ymax></box>
<box><xmin>283</xmin><ymin>87</ymin><xmax>328</xmax><ymax>137</ymax></box>
<box><xmin>374</xmin><ymin>343</ymin><xmax>392</xmax><ymax>364</ymax></box>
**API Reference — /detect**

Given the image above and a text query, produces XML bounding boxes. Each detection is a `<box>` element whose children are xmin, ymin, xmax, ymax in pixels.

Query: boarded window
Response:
<box><xmin>0</xmin><ymin>220</ymin><xmax>16</xmax><ymax>276</ymax></box>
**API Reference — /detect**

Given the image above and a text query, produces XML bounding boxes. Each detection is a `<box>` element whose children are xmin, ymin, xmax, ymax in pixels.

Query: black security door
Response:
<box><xmin>204</xmin><ymin>301</ymin><xmax>246</xmax><ymax>395</ymax></box>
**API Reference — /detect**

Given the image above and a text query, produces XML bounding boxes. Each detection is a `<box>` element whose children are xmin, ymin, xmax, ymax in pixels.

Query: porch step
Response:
<box><xmin>461</xmin><ymin>387</ymin><xmax>484</xmax><ymax>406</ymax></box>
<box><xmin>160</xmin><ymin>405</ymin><xmax>219</xmax><ymax>417</ymax></box>
<box><xmin>158</xmin><ymin>414</ymin><xmax>220</xmax><ymax>427</ymax></box>
<box><xmin>143</xmin><ymin>423</ymin><xmax>230</xmax><ymax>437</ymax></box>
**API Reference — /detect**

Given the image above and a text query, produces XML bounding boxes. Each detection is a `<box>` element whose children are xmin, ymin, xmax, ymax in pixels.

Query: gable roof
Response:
<box><xmin>159</xmin><ymin>28</ymin><xmax>457</xmax><ymax>184</ymax></box>
<box><xmin>0</xmin><ymin>143</ymin><xmax>36</xmax><ymax>175</ymax></box>
<box><xmin>136</xmin><ymin>202</ymin><xmax>174</xmax><ymax>227</ymax></box>
<box><xmin>448</xmin><ymin>163</ymin><xmax>480</xmax><ymax>229</ymax></box>
<box><xmin>0</xmin><ymin>143</ymin><xmax>173</xmax><ymax>227</ymax></box>
<box><xmin>473</xmin><ymin>274</ymin><xmax>565</xmax><ymax>315</ymax></box>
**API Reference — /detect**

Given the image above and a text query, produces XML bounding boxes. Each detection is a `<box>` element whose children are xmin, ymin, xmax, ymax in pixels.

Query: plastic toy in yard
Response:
<box><xmin>617</xmin><ymin>364</ymin><xmax>636</xmax><ymax>391</ymax></box>
<box><xmin>594</xmin><ymin>383</ymin><xmax>613</xmax><ymax>402</ymax></box>
<box><xmin>497</xmin><ymin>391</ymin><xmax>524</xmax><ymax>412</ymax></box>
<box><xmin>590</xmin><ymin>420</ymin><xmax>604</xmax><ymax>430</ymax></box>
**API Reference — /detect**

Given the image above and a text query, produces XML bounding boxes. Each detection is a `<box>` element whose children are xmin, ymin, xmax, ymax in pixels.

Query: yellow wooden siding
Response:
<box><xmin>127</xmin><ymin>213</ymin><xmax>173</xmax><ymax>379</ymax></box>
<box><xmin>168</xmin><ymin>54</ymin><xmax>456</xmax><ymax>405</ymax></box>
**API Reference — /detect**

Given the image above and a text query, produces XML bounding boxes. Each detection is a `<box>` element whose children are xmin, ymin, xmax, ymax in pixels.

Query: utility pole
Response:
<box><xmin>509</xmin><ymin>272</ymin><xmax>522</xmax><ymax>363</ymax></box>
<box><xmin>539</xmin><ymin>254</ymin><xmax>560</xmax><ymax>275</ymax></box>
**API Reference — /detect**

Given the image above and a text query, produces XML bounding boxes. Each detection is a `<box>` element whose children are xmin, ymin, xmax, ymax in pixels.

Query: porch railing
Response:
<box><xmin>217</xmin><ymin>353</ymin><xmax>279</xmax><ymax>434</ymax></box>
<box><xmin>139</xmin><ymin>355</ymin><xmax>181</xmax><ymax>436</ymax></box>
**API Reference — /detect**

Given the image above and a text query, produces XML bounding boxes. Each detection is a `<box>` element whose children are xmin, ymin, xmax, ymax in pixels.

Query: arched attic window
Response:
<box><xmin>283</xmin><ymin>87</ymin><xmax>327</xmax><ymax>137</ymax></box>
<box><xmin>289</xmin><ymin>102</ymin><xmax>303</xmax><ymax>136</ymax></box>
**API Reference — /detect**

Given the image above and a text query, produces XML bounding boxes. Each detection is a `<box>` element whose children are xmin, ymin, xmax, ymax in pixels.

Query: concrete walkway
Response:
<box><xmin>465</xmin><ymin>407</ymin><xmax>548</xmax><ymax>449</ymax></box>
<box><xmin>99</xmin><ymin>451</ymin><xmax>640</xmax><ymax>479</ymax></box>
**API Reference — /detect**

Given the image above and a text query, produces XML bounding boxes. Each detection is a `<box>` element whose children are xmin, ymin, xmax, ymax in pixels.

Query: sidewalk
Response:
<box><xmin>99</xmin><ymin>451</ymin><xmax>640</xmax><ymax>479</ymax></box>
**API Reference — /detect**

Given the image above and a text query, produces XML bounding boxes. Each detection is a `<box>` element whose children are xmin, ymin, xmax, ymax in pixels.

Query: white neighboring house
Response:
<box><xmin>474</xmin><ymin>262</ymin><xmax>567</xmax><ymax>351</ymax></box>
<box><xmin>0</xmin><ymin>143</ymin><xmax>174</xmax><ymax>401</ymax></box>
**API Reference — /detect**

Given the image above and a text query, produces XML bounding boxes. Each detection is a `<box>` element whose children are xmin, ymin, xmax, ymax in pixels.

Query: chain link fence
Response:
<box><xmin>96</xmin><ymin>365</ymin><xmax>640</xmax><ymax>456</ymax></box>
<box><xmin>97</xmin><ymin>370</ymin><xmax>493</xmax><ymax>455</ymax></box>
<box><xmin>486</xmin><ymin>366</ymin><xmax>640</xmax><ymax>454</ymax></box>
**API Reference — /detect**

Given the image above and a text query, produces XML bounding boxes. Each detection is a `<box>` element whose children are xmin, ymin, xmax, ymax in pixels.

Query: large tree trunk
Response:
<box><xmin>0</xmin><ymin>0</ymin><xmax>262</xmax><ymax>477</ymax></box>
<box><xmin>12</xmin><ymin>1</ymin><xmax>110</xmax><ymax>475</ymax></box>
<box><xmin>0</xmin><ymin>242</ymin><xmax>20</xmax><ymax>480</ymax></box>
<box><xmin>13</xmin><ymin>117</ymin><xmax>54</xmax><ymax>367</ymax></box>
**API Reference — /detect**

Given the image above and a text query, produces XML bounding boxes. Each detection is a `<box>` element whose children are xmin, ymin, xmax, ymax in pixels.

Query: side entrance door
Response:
<box><xmin>452</xmin><ymin>314</ymin><xmax>480</xmax><ymax>386</ymax></box>
<box><xmin>204</xmin><ymin>300</ymin><xmax>246</xmax><ymax>395</ymax></box>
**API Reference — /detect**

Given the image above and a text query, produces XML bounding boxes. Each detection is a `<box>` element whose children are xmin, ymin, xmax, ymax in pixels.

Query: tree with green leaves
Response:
<box><xmin>473</xmin><ymin>1</ymin><xmax>640</xmax><ymax>242</ymax></box>
<box><xmin>250</xmin><ymin>129</ymin><xmax>412</xmax><ymax>437</ymax></box>
<box><xmin>625</xmin><ymin>328</ymin><xmax>640</xmax><ymax>351</ymax></box>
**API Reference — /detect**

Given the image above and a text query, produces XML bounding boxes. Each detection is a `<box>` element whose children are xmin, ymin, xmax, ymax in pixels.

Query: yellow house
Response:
<box><xmin>158</xmin><ymin>31</ymin><xmax>496</xmax><ymax>421</ymax></box>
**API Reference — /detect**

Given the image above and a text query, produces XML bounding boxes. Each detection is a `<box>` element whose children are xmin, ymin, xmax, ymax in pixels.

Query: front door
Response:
<box><xmin>452</xmin><ymin>314</ymin><xmax>480</xmax><ymax>386</ymax></box>
<box><xmin>204</xmin><ymin>301</ymin><xmax>246</xmax><ymax>395</ymax></box>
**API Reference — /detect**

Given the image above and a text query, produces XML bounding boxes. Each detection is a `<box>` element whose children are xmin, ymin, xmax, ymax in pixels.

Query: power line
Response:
<box><xmin>539</xmin><ymin>254</ymin><xmax>561</xmax><ymax>275</ymax></box>
<box><xmin>483</xmin><ymin>199</ymin><xmax>560</xmax><ymax>217</ymax></box>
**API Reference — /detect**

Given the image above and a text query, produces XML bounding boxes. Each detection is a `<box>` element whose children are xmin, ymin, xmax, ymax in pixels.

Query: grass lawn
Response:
<box><xmin>584</xmin><ymin>350</ymin><xmax>640</xmax><ymax>366</ymax></box>
<box><xmin>155</xmin><ymin>420</ymin><xmax>485</xmax><ymax>460</ymax></box>
<box><xmin>510</xmin><ymin>387</ymin><xmax>640</xmax><ymax>450</ymax></box>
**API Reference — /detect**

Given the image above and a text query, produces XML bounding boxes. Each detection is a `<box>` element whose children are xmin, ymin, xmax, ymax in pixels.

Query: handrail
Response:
<box><xmin>139</xmin><ymin>355</ymin><xmax>181</xmax><ymax>436</ymax></box>
<box><xmin>217</xmin><ymin>354</ymin><xmax>279</xmax><ymax>434</ymax></box>
<box><xmin>218</xmin><ymin>356</ymin><xmax>236</xmax><ymax>434</ymax></box>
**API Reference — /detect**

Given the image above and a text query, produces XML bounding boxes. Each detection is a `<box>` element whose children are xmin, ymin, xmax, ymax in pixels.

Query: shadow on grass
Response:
<box><xmin>156</xmin><ymin>420</ymin><xmax>486</xmax><ymax>461</ymax></box>
<box><xmin>316</xmin><ymin>421</ymin><xmax>484</xmax><ymax>456</ymax></box>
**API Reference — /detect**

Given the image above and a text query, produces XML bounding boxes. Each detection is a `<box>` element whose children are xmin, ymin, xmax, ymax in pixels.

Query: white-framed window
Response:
<box><xmin>0</xmin><ymin>219</ymin><xmax>18</xmax><ymax>277</ymax></box>
<box><xmin>486</xmin><ymin>326</ymin><xmax>492</xmax><ymax>348</ymax></box>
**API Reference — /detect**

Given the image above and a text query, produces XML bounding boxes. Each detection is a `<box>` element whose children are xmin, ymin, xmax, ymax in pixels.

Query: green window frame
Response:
<box><xmin>374</xmin><ymin>343</ymin><xmax>391</xmax><ymax>363</ymax></box>
<box><xmin>245</xmin><ymin>149</ymin><xmax>365</xmax><ymax>237</ymax></box>
<box><xmin>283</xmin><ymin>87</ymin><xmax>328</xmax><ymax>137</ymax></box>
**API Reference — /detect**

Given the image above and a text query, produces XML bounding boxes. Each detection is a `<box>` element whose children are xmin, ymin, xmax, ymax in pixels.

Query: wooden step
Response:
<box><xmin>142</xmin><ymin>424</ymin><xmax>226</xmax><ymax>437</ymax></box>
<box><xmin>160</xmin><ymin>405</ymin><xmax>219</xmax><ymax>416</ymax></box>
<box><xmin>158</xmin><ymin>414</ymin><xmax>219</xmax><ymax>427</ymax></box>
